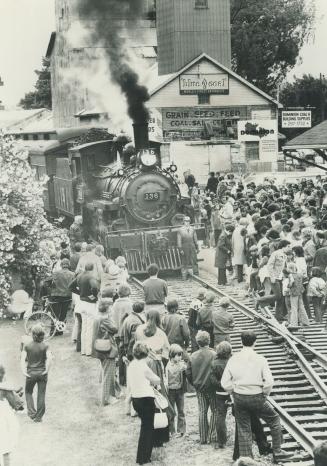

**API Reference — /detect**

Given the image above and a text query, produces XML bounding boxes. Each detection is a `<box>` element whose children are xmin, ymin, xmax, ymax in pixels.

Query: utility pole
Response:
<box><xmin>320</xmin><ymin>73</ymin><xmax>326</xmax><ymax>122</ymax></box>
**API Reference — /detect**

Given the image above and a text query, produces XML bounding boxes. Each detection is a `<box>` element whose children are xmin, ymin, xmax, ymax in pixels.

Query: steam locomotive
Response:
<box><xmin>30</xmin><ymin>123</ymin><xmax>202</xmax><ymax>273</ymax></box>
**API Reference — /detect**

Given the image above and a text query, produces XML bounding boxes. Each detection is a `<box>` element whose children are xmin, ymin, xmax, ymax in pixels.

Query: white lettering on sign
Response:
<box><xmin>179</xmin><ymin>73</ymin><xmax>229</xmax><ymax>94</ymax></box>
<box><xmin>282</xmin><ymin>111</ymin><xmax>311</xmax><ymax>128</ymax></box>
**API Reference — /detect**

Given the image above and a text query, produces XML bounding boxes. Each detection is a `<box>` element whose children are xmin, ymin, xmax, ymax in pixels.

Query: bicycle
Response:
<box><xmin>24</xmin><ymin>296</ymin><xmax>70</xmax><ymax>341</ymax></box>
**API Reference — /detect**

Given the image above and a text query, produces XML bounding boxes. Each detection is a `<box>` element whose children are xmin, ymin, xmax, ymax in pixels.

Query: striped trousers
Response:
<box><xmin>234</xmin><ymin>393</ymin><xmax>282</xmax><ymax>458</ymax></box>
<box><xmin>196</xmin><ymin>389</ymin><xmax>218</xmax><ymax>444</ymax></box>
<box><xmin>100</xmin><ymin>359</ymin><xmax>116</xmax><ymax>406</ymax></box>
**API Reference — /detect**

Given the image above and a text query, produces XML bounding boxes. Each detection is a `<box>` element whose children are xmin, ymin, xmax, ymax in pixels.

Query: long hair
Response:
<box><xmin>144</xmin><ymin>309</ymin><xmax>161</xmax><ymax>337</ymax></box>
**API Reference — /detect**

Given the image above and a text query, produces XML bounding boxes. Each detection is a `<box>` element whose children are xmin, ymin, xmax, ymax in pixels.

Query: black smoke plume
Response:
<box><xmin>79</xmin><ymin>0</ymin><xmax>150</xmax><ymax>124</ymax></box>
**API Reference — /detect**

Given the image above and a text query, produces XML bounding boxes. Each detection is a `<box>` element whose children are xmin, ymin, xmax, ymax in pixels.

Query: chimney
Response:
<box><xmin>133</xmin><ymin>122</ymin><xmax>149</xmax><ymax>151</ymax></box>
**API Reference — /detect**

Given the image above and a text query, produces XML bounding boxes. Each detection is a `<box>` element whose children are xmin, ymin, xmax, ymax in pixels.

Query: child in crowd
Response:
<box><xmin>165</xmin><ymin>344</ymin><xmax>187</xmax><ymax>437</ymax></box>
<box><xmin>287</xmin><ymin>263</ymin><xmax>310</xmax><ymax>328</ymax></box>
<box><xmin>307</xmin><ymin>267</ymin><xmax>326</xmax><ymax>323</ymax></box>
<box><xmin>188</xmin><ymin>288</ymin><xmax>206</xmax><ymax>353</ymax></box>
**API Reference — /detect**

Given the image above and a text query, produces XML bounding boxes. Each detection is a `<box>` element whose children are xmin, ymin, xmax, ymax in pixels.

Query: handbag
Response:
<box><xmin>153</xmin><ymin>388</ymin><xmax>168</xmax><ymax>410</ymax></box>
<box><xmin>154</xmin><ymin>410</ymin><xmax>168</xmax><ymax>429</ymax></box>
<box><xmin>94</xmin><ymin>331</ymin><xmax>118</xmax><ymax>358</ymax></box>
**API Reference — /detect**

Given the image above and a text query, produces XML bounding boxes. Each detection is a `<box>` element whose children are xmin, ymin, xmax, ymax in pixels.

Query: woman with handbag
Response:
<box><xmin>135</xmin><ymin>309</ymin><xmax>173</xmax><ymax>446</ymax></box>
<box><xmin>127</xmin><ymin>342</ymin><xmax>161</xmax><ymax>465</ymax></box>
<box><xmin>93</xmin><ymin>300</ymin><xmax>119</xmax><ymax>406</ymax></box>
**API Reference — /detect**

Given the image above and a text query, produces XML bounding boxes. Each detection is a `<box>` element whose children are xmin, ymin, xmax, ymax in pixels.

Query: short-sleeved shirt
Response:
<box><xmin>25</xmin><ymin>341</ymin><xmax>48</xmax><ymax>376</ymax></box>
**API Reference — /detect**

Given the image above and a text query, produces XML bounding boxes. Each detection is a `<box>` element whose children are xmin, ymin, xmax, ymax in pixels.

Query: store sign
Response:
<box><xmin>148</xmin><ymin>108</ymin><xmax>163</xmax><ymax>142</ymax></box>
<box><xmin>179</xmin><ymin>73</ymin><xmax>229</xmax><ymax>94</ymax></box>
<box><xmin>282</xmin><ymin>111</ymin><xmax>311</xmax><ymax>128</ymax></box>
<box><xmin>163</xmin><ymin>107</ymin><xmax>247</xmax><ymax>131</ymax></box>
<box><xmin>238</xmin><ymin>120</ymin><xmax>278</xmax><ymax>141</ymax></box>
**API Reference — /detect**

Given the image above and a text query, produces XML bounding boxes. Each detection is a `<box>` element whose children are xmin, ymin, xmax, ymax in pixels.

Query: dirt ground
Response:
<box><xmin>0</xmin><ymin>316</ymin><xmax>272</xmax><ymax>466</ymax></box>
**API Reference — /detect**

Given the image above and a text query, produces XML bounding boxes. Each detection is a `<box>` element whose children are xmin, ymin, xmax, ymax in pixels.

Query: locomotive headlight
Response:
<box><xmin>139</xmin><ymin>149</ymin><xmax>157</xmax><ymax>167</ymax></box>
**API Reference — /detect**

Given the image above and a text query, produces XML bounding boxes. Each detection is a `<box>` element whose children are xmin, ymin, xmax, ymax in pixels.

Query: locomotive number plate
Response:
<box><xmin>144</xmin><ymin>192</ymin><xmax>160</xmax><ymax>201</ymax></box>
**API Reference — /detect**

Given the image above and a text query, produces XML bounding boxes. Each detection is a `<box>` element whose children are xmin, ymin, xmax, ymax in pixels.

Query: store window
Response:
<box><xmin>195</xmin><ymin>0</ymin><xmax>208</xmax><ymax>8</ymax></box>
<box><xmin>245</xmin><ymin>141</ymin><xmax>260</xmax><ymax>160</ymax></box>
<box><xmin>198</xmin><ymin>94</ymin><xmax>210</xmax><ymax>104</ymax></box>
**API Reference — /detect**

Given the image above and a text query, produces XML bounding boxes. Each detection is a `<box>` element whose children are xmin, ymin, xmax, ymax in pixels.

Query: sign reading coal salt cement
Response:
<box><xmin>179</xmin><ymin>74</ymin><xmax>229</xmax><ymax>94</ymax></box>
<box><xmin>282</xmin><ymin>111</ymin><xmax>311</xmax><ymax>128</ymax></box>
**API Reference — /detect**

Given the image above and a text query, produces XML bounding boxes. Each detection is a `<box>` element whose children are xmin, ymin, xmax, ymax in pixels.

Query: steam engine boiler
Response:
<box><xmin>68</xmin><ymin>123</ymin><xmax>199</xmax><ymax>273</ymax></box>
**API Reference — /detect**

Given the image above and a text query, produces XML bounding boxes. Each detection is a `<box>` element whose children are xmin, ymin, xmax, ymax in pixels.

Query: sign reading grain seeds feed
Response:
<box><xmin>282</xmin><ymin>111</ymin><xmax>312</xmax><ymax>128</ymax></box>
<box><xmin>179</xmin><ymin>73</ymin><xmax>229</xmax><ymax>94</ymax></box>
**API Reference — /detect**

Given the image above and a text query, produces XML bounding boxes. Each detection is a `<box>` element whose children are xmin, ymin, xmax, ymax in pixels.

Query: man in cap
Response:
<box><xmin>177</xmin><ymin>216</ymin><xmax>199</xmax><ymax>280</ymax></box>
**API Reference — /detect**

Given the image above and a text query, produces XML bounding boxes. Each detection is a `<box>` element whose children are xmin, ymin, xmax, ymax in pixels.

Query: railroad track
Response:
<box><xmin>130</xmin><ymin>272</ymin><xmax>327</xmax><ymax>465</ymax></box>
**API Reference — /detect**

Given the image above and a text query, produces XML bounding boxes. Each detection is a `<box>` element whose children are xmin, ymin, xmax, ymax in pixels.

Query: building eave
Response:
<box><xmin>149</xmin><ymin>53</ymin><xmax>280</xmax><ymax>107</ymax></box>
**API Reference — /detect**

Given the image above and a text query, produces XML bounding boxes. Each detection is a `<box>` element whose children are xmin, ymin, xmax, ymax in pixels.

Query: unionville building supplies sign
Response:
<box><xmin>282</xmin><ymin>111</ymin><xmax>312</xmax><ymax>128</ymax></box>
<box><xmin>179</xmin><ymin>73</ymin><xmax>229</xmax><ymax>94</ymax></box>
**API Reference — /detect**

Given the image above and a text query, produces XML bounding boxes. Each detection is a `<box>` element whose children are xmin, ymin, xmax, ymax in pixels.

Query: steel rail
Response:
<box><xmin>131</xmin><ymin>274</ymin><xmax>325</xmax><ymax>460</ymax></box>
<box><xmin>268</xmin><ymin>397</ymin><xmax>316</xmax><ymax>457</ymax></box>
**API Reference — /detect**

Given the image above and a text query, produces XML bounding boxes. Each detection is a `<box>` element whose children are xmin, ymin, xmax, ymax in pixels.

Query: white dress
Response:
<box><xmin>0</xmin><ymin>399</ymin><xmax>19</xmax><ymax>455</ymax></box>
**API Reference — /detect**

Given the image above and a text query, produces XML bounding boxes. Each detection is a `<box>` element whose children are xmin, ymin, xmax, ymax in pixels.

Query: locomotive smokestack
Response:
<box><xmin>133</xmin><ymin>122</ymin><xmax>149</xmax><ymax>151</ymax></box>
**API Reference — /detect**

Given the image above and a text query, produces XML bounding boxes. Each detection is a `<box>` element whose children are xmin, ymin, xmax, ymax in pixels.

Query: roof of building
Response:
<box><xmin>7</xmin><ymin>112</ymin><xmax>54</xmax><ymax>134</ymax></box>
<box><xmin>0</xmin><ymin>109</ymin><xmax>50</xmax><ymax>130</ymax></box>
<box><xmin>284</xmin><ymin>120</ymin><xmax>327</xmax><ymax>149</ymax></box>
<box><xmin>46</xmin><ymin>32</ymin><xmax>56</xmax><ymax>58</ymax></box>
<box><xmin>146</xmin><ymin>53</ymin><xmax>280</xmax><ymax>107</ymax></box>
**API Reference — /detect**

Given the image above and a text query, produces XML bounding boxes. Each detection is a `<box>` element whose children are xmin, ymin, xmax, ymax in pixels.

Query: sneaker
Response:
<box><xmin>273</xmin><ymin>449</ymin><xmax>294</xmax><ymax>462</ymax></box>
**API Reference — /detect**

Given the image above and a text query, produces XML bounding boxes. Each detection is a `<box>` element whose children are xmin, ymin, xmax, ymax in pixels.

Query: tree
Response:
<box><xmin>0</xmin><ymin>135</ymin><xmax>66</xmax><ymax>314</ymax></box>
<box><xmin>279</xmin><ymin>74</ymin><xmax>327</xmax><ymax>139</ymax></box>
<box><xmin>231</xmin><ymin>0</ymin><xmax>315</xmax><ymax>95</ymax></box>
<box><xmin>19</xmin><ymin>58</ymin><xmax>52</xmax><ymax>109</ymax></box>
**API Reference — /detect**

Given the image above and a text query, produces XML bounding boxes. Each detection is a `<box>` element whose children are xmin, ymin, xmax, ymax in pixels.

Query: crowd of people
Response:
<box><xmin>2</xmin><ymin>171</ymin><xmax>327</xmax><ymax>466</ymax></box>
<box><xmin>188</xmin><ymin>171</ymin><xmax>327</xmax><ymax>330</ymax></box>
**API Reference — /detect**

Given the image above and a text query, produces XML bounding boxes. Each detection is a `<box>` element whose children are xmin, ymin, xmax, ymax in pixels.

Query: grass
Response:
<box><xmin>0</xmin><ymin>318</ymin><xmax>273</xmax><ymax>466</ymax></box>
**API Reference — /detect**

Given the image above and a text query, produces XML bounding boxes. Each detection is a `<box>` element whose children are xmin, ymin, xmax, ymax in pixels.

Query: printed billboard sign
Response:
<box><xmin>282</xmin><ymin>111</ymin><xmax>311</xmax><ymax>128</ymax></box>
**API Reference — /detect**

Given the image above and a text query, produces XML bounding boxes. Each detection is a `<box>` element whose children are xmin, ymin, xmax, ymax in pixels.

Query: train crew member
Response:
<box><xmin>177</xmin><ymin>216</ymin><xmax>199</xmax><ymax>280</ymax></box>
<box><xmin>185</xmin><ymin>331</ymin><xmax>218</xmax><ymax>445</ymax></box>
<box><xmin>69</xmin><ymin>215</ymin><xmax>85</xmax><ymax>249</ymax></box>
<box><xmin>142</xmin><ymin>264</ymin><xmax>168</xmax><ymax>317</ymax></box>
<box><xmin>221</xmin><ymin>330</ymin><xmax>293</xmax><ymax>463</ymax></box>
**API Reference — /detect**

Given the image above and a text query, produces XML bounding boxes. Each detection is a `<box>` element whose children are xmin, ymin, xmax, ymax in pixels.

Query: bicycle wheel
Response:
<box><xmin>24</xmin><ymin>311</ymin><xmax>56</xmax><ymax>341</ymax></box>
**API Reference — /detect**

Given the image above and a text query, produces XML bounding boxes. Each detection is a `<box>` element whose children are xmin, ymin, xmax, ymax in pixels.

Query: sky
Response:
<box><xmin>0</xmin><ymin>0</ymin><xmax>326</xmax><ymax>108</ymax></box>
